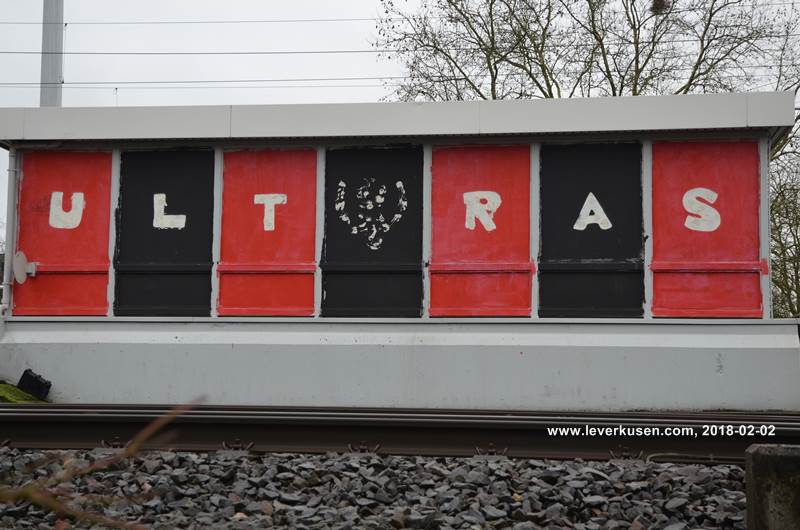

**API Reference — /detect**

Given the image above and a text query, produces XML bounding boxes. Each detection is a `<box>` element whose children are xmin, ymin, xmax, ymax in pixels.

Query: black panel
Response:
<box><xmin>114</xmin><ymin>150</ymin><xmax>214</xmax><ymax>316</ymax></box>
<box><xmin>114</xmin><ymin>272</ymin><xmax>212</xmax><ymax>317</ymax></box>
<box><xmin>323</xmin><ymin>272</ymin><xmax>423</xmax><ymax>317</ymax></box>
<box><xmin>538</xmin><ymin>271</ymin><xmax>644</xmax><ymax>318</ymax></box>
<box><xmin>539</xmin><ymin>143</ymin><xmax>643</xmax><ymax>318</ymax></box>
<box><xmin>322</xmin><ymin>146</ymin><xmax>423</xmax><ymax>317</ymax></box>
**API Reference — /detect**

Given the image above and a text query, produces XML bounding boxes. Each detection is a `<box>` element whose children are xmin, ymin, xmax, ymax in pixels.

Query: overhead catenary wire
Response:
<box><xmin>0</xmin><ymin>75</ymin><xmax>454</xmax><ymax>86</ymax></box>
<box><xmin>0</xmin><ymin>59</ymin><xmax>795</xmax><ymax>88</ymax></box>
<box><xmin>0</xmin><ymin>83</ymin><xmax>398</xmax><ymax>90</ymax></box>
<box><xmin>0</xmin><ymin>1</ymin><xmax>797</xmax><ymax>25</ymax></box>
<box><xmin>0</xmin><ymin>49</ymin><xmax>396</xmax><ymax>56</ymax></box>
<box><xmin>1</xmin><ymin>32</ymin><xmax>799</xmax><ymax>55</ymax></box>
<box><xmin>0</xmin><ymin>9</ymin><xmax>797</xmax><ymax>96</ymax></box>
<box><xmin>0</xmin><ymin>70</ymin><xmax>793</xmax><ymax>91</ymax></box>
<box><xmin>0</xmin><ymin>16</ymin><xmax>404</xmax><ymax>25</ymax></box>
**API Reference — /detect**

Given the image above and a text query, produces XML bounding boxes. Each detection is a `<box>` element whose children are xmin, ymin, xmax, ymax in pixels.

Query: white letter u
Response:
<box><xmin>48</xmin><ymin>191</ymin><xmax>85</xmax><ymax>229</ymax></box>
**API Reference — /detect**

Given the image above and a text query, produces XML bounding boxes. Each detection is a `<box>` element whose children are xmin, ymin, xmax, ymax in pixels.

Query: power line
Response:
<box><xmin>0</xmin><ymin>83</ymin><xmax>395</xmax><ymax>90</ymax></box>
<box><xmin>0</xmin><ymin>17</ymin><xmax>396</xmax><ymax>26</ymax></box>
<box><xmin>0</xmin><ymin>69</ymin><xmax>791</xmax><ymax>89</ymax></box>
<box><xmin>0</xmin><ymin>1</ymin><xmax>797</xmax><ymax>25</ymax></box>
<box><xmin>0</xmin><ymin>49</ymin><xmax>391</xmax><ymax>56</ymax></box>
<box><xmin>0</xmin><ymin>59</ymin><xmax>796</xmax><ymax>88</ymax></box>
<box><xmin>1</xmin><ymin>30</ymin><xmax>799</xmax><ymax>56</ymax></box>
<box><xmin>0</xmin><ymin>75</ymin><xmax>428</xmax><ymax>86</ymax></box>
<box><xmin>0</xmin><ymin>40</ymin><xmax>799</xmax><ymax>57</ymax></box>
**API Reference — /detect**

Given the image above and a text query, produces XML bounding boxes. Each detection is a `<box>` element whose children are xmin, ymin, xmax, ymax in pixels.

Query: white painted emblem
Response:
<box><xmin>335</xmin><ymin>178</ymin><xmax>408</xmax><ymax>250</ymax></box>
<box><xmin>253</xmin><ymin>193</ymin><xmax>287</xmax><ymax>232</ymax></box>
<box><xmin>683</xmin><ymin>187</ymin><xmax>720</xmax><ymax>232</ymax></box>
<box><xmin>152</xmin><ymin>193</ymin><xmax>186</xmax><ymax>230</ymax></box>
<box><xmin>463</xmin><ymin>191</ymin><xmax>502</xmax><ymax>232</ymax></box>
<box><xmin>48</xmin><ymin>191</ymin><xmax>85</xmax><ymax>229</ymax></box>
<box><xmin>573</xmin><ymin>192</ymin><xmax>612</xmax><ymax>231</ymax></box>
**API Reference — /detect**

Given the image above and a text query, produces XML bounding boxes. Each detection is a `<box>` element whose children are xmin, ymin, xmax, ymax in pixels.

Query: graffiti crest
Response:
<box><xmin>335</xmin><ymin>178</ymin><xmax>408</xmax><ymax>250</ymax></box>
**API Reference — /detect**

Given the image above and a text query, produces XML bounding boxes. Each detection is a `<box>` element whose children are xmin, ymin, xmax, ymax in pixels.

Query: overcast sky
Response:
<box><xmin>0</xmin><ymin>0</ymin><xmax>420</xmax><ymax>232</ymax></box>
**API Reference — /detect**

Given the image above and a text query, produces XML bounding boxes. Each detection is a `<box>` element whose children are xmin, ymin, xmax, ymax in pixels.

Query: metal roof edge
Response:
<box><xmin>0</xmin><ymin>92</ymin><xmax>794</xmax><ymax>143</ymax></box>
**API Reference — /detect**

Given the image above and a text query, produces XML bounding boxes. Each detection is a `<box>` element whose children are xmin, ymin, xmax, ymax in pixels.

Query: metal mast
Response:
<box><xmin>39</xmin><ymin>0</ymin><xmax>64</xmax><ymax>107</ymax></box>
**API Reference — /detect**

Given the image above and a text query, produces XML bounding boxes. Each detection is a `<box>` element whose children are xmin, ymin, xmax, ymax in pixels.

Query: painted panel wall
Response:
<box><xmin>652</xmin><ymin>141</ymin><xmax>762</xmax><ymax>317</ymax></box>
<box><xmin>539</xmin><ymin>143</ymin><xmax>644</xmax><ymax>317</ymax></box>
<box><xmin>321</xmin><ymin>146</ymin><xmax>423</xmax><ymax>316</ymax></box>
<box><xmin>14</xmin><ymin>151</ymin><xmax>112</xmax><ymax>315</ymax></box>
<box><xmin>114</xmin><ymin>150</ymin><xmax>215</xmax><ymax>316</ymax></box>
<box><xmin>430</xmin><ymin>145</ymin><xmax>532</xmax><ymax>316</ymax></box>
<box><xmin>218</xmin><ymin>149</ymin><xmax>316</xmax><ymax>315</ymax></box>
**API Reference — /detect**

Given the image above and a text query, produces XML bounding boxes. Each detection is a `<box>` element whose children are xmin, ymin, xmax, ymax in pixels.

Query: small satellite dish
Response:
<box><xmin>13</xmin><ymin>251</ymin><xmax>36</xmax><ymax>284</ymax></box>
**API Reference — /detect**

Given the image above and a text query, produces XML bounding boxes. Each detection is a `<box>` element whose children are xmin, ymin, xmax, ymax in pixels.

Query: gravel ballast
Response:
<box><xmin>0</xmin><ymin>447</ymin><xmax>747</xmax><ymax>529</ymax></box>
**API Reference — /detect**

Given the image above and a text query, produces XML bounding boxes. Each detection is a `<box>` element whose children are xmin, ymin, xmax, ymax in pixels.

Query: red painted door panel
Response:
<box><xmin>218</xmin><ymin>149</ymin><xmax>317</xmax><ymax>315</ymax></box>
<box><xmin>14</xmin><ymin>151</ymin><xmax>112</xmax><ymax>315</ymax></box>
<box><xmin>430</xmin><ymin>145</ymin><xmax>532</xmax><ymax>316</ymax></box>
<box><xmin>652</xmin><ymin>141</ymin><xmax>762</xmax><ymax>317</ymax></box>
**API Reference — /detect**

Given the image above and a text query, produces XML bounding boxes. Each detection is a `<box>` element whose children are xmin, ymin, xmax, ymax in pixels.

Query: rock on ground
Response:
<box><xmin>0</xmin><ymin>447</ymin><xmax>747</xmax><ymax>529</ymax></box>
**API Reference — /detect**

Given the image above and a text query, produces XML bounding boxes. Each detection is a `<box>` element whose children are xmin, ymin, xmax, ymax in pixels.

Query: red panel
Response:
<box><xmin>218</xmin><ymin>150</ymin><xmax>317</xmax><ymax>315</ymax></box>
<box><xmin>431</xmin><ymin>145</ymin><xmax>531</xmax><ymax>316</ymax></box>
<box><xmin>14</xmin><ymin>151</ymin><xmax>112</xmax><ymax>315</ymax></box>
<box><xmin>430</xmin><ymin>273</ymin><xmax>532</xmax><ymax>316</ymax></box>
<box><xmin>653</xmin><ymin>273</ymin><xmax>762</xmax><ymax>317</ymax></box>
<box><xmin>218</xmin><ymin>273</ymin><xmax>315</xmax><ymax>316</ymax></box>
<box><xmin>652</xmin><ymin>141</ymin><xmax>762</xmax><ymax>317</ymax></box>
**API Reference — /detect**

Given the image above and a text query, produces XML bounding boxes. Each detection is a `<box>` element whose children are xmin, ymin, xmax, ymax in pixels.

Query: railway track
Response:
<box><xmin>2</xmin><ymin>405</ymin><xmax>799</xmax><ymax>464</ymax></box>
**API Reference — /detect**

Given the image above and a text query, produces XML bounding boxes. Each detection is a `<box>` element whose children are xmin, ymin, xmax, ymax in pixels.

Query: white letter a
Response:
<box><xmin>573</xmin><ymin>192</ymin><xmax>612</xmax><ymax>231</ymax></box>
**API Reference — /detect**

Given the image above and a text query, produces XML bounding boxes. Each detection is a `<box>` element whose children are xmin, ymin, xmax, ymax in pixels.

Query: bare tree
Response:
<box><xmin>377</xmin><ymin>0</ymin><xmax>800</xmax><ymax>99</ymax></box>
<box><xmin>770</xmin><ymin>120</ymin><xmax>800</xmax><ymax>317</ymax></box>
<box><xmin>376</xmin><ymin>0</ymin><xmax>800</xmax><ymax>316</ymax></box>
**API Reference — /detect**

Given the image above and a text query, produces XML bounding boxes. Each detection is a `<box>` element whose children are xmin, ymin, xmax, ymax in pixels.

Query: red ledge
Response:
<box><xmin>429</xmin><ymin>262</ymin><xmax>535</xmax><ymax>273</ymax></box>
<box><xmin>429</xmin><ymin>307</ymin><xmax>532</xmax><ymax>317</ymax></box>
<box><xmin>12</xmin><ymin>307</ymin><xmax>108</xmax><ymax>316</ymax></box>
<box><xmin>650</xmin><ymin>260</ymin><xmax>765</xmax><ymax>273</ymax></box>
<box><xmin>652</xmin><ymin>308</ymin><xmax>763</xmax><ymax>318</ymax></box>
<box><xmin>216</xmin><ymin>307</ymin><xmax>315</xmax><ymax>316</ymax></box>
<box><xmin>217</xmin><ymin>263</ymin><xmax>316</xmax><ymax>273</ymax></box>
<box><xmin>33</xmin><ymin>263</ymin><xmax>108</xmax><ymax>274</ymax></box>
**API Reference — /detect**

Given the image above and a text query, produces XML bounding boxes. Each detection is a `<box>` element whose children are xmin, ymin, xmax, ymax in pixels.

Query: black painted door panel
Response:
<box><xmin>114</xmin><ymin>150</ymin><xmax>215</xmax><ymax>316</ymax></box>
<box><xmin>539</xmin><ymin>143</ymin><xmax>644</xmax><ymax>317</ymax></box>
<box><xmin>322</xmin><ymin>146</ymin><xmax>423</xmax><ymax>316</ymax></box>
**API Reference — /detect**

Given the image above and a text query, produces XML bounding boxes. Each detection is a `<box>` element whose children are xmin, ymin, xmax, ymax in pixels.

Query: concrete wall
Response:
<box><xmin>1</xmin><ymin>319</ymin><xmax>797</xmax><ymax>410</ymax></box>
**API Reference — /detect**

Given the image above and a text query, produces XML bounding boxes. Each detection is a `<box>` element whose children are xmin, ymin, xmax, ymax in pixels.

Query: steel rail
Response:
<box><xmin>2</xmin><ymin>405</ymin><xmax>799</xmax><ymax>464</ymax></box>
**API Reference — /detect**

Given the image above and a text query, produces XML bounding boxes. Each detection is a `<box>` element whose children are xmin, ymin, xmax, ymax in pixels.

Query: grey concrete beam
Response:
<box><xmin>1</xmin><ymin>320</ymin><xmax>798</xmax><ymax>408</ymax></box>
<box><xmin>746</xmin><ymin>444</ymin><xmax>800</xmax><ymax>530</ymax></box>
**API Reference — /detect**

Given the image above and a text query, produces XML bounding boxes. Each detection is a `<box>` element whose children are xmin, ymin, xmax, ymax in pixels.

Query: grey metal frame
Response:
<box><xmin>1</xmin><ymin>148</ymin><xmax>19</xmax><ymax>314</ymax></box>
<box><xmin>4</xmin><ymin>315</ymin><xmax>797</xmax><ymax>325</ymax></box>
<box><xmin>759</xmin><ymin>138</ymin><xmax>773</xmax><ymax>318</ymax></box>
<box><xmin>642</xmin><ymin>141</ymin><xmax>654</xmax><ymax>319</ymax></box>
<box><xmin>422</xmin><ymin>144</ymin><xmax>433</xmax><ymax>318</ymax></box>
<box><xmin>105</xmin><ymin>150</ymin><xmax>121</xmax><ymax>316</ymax></box>
<box><xmin>210</xmin><ymin>148</ymin><xmax>224</xmax><ymax>317</ymax></box>
<box><xmin>314</xmin><ymin>147</ymin><xmax>325</xmax><ymax>317</ymax></box>
<box><xmin>529</xmin><ymin>143</ymin><xmax>541</xmax><ymax>319</ymax></box>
